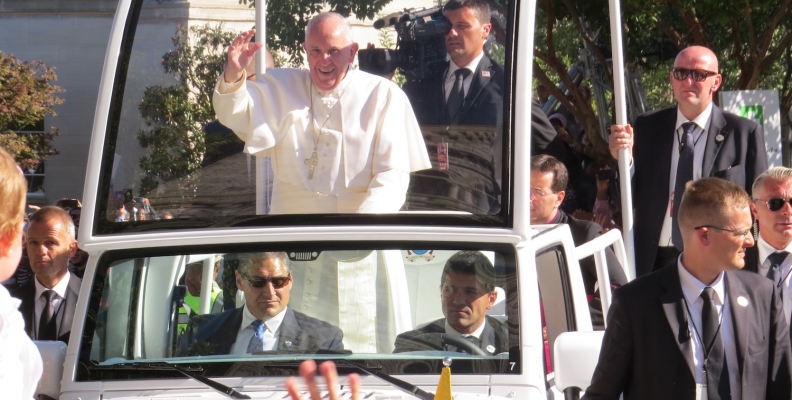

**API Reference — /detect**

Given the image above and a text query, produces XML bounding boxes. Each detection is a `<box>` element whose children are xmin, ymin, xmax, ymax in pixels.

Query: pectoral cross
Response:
<box><xmin>304</xmin><ymin>151</ymin><xmax>319</xmax><ymax>180</ymax></box>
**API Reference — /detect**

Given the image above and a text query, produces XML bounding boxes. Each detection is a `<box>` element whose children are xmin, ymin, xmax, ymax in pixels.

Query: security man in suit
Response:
<box><xmin>744</xmin><ymin>167</ymin><xmax>792</xmax><ymax>331</ymax></box>
<box><xmin>403</xmin><ymin>0</ymin><xmax>503</xmax><ymax>214</ymax></box>
<box><xmin>609</xmin><ymin>45</ymin><xmax>768</xmax><ymax>276</ymax></box>
<box><xmin>179</xmin><ymin>252</ymin><xmax>344</xmax><ymax>356</ymax></box>
<box><xmin>393</xmin><ymin>250</ymin><xmax>508</xmax><ymax>355</ymax></box>
<box><xmin>584</xmin><ymin>177</ymin><xmax>792</xmax><ymax>400</ymax></box>
<box><xmin>10</xmin><ymin>206</ymin><xmax>81</xmax><ymax>344</ymax></box>
<box><xmin>529</xmin><ymin>155</ymin><xmax>627</xmax><ymax>328</ymax></box>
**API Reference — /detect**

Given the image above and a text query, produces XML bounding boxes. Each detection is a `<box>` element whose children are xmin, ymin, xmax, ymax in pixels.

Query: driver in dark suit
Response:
<box><xmin>393</xmin><ymin>251</ymin><xmax>507</xmax><ymax>355</ymax></box>
<box><xmin>178</xmin><ymin>252</ymin><xmax>344</xmax><ymax>356</ymax></box>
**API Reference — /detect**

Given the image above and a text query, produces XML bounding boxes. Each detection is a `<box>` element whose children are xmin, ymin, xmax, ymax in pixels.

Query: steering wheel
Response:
<box><xmin>401</xmin><ymin>333</ymin><xmax>488</xmax><ymax>356</ymax></box>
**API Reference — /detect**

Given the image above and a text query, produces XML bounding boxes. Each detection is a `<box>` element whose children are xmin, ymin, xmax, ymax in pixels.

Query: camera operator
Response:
<box><xmin>403</xmin><ymin>0</ymin><xmax>500</xmax><ymax>128</ymax></box>
<box><xmin>403</xmin><ymin>0</ymin><xmax>561</xmax><ymax>214</ymax></box>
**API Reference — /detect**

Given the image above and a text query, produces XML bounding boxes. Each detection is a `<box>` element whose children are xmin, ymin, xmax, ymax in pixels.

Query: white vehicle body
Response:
<box><xmin>30</xmin><ymin>0</ymin><xmax>627</xmax><ymax>398</ymax></box>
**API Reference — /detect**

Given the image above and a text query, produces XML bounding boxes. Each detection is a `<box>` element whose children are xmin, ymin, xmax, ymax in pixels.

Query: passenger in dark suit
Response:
<box><xmin>393</xmin><ymin>251</ymin><xmax>507</xmax><ymax>355</ymax></box>
<box><xmin>742</xmin><ymin>167</ymin><xmax>792</xmax><ymax>333</ymax></box>
<box><xmin>584</xmin><ymin>178</ymin><xmax>792</xmax><ymax>400</ymax></box>
<box><xmin>529</xmin><ymin>155</ymin><xmax>627</xmax><ymax>328</ymax></box>
<box><xmin>609</xmin><ymin>46</ymin><xmax>768</xmax><ymax>277</ymax></box>
<box><xmin>179</xmin><ymin>252</ymin><xmax>343</xmax><ymax>356</ymax></box>
<box><xmin>10</xmin><ymin>206</ymin><xmax>81</xmax><ymax>344</ymax></box>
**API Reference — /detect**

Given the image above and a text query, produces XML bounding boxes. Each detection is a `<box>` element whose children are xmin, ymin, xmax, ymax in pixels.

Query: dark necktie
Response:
<box><xmin>701</xmin><ymin>287</ymin><xmax>731</xmax><ymax>400</ymax></box>
<box><xmin>671</xmin><ymin>122</ymin><xmax>697</xmax><ymax>250</ymax></box>
<box><xmin>446</xmin><ymin>68</ymin><xmax>471</xmax><ymax>121</ymax></box>
<box><xmin>766</xmin><ymin>251</ymin><xmax>789</xmax><ymax>298</ymax></box>
<box><xmin>38</xmin><ymin>290</ymin><xmax>57</xmax><ymax>341</ymax></box>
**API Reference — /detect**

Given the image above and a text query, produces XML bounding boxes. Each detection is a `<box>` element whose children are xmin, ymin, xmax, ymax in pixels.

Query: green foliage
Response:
<box><xmin>0</xmin><ymin>51</ymin><xmax>63</xmax><ymax>169</ymax></box>
<box><xmin>375</xmin><ymin>25</ymin><xmax>406</xmax><ymax>86</ymax></box>
<box><xmin>137</xmin><ymin>24</ymin><xmax>241</xmax><ymax>197</ymax></box>
<box><xmin>239</xmin><ymin>0</ymin><xmax>393</xmax><ymax>67</ymax></box>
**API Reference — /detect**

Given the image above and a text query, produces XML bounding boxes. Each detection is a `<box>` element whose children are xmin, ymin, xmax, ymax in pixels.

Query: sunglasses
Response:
<box><xmin>757</xmin><ymin>198</ymin><xmax>792</xmax><ymax>212</ymax></box>
<box><xmin>242</xmin><ymin>273</ymin><xmax>291</xmax><ymax>289</ymax></box>
<box><xmin>672</xmin><ymin>68</ymin><xmax>718</xmax><ymax>82</ymax></box>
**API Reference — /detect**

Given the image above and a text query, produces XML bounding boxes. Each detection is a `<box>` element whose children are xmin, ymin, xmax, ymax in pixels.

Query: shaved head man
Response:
<box><xmin>607</xmin><ymin>45</ymin><xmax>768</xmax><ymax>276</ymax></box>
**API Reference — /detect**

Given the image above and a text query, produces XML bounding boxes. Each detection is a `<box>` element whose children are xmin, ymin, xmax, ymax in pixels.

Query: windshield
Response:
<box><xmin>93</xmin><ymin>0</ymin><xmax>514</xmax><ymax>235</ymax></box>
<box><xmin>78</xmin><ymin>245</ymin><xmax>520</xmax><ymax>380</ymax></box>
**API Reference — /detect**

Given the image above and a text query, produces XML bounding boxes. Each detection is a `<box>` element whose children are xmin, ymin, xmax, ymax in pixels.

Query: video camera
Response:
<box><xmin>358</xmin><ymin>7</ymin><xmax>450</xmax><ymax>81</ymax></box>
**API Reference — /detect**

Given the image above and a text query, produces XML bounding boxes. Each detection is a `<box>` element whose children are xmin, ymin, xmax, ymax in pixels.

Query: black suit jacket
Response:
<box><xmin>403</xmin><ymin>56</ymin><xmax>505</xmax><ymax>213</ymax></box>
<box><xmin>178</xmin><ymin>306</ymin><xmax>344</xmax><ymax>356</ymax></box>
<box><xmin>632</xmin><ymin>105</ymin><xmax>768</xmax><ymax>276</ymax></box>
<box><xmin>9</xmin><ymin>271</ymin><xmax>81</xmax><ymax>344</ymax></box>
<box><xmin>404</xmin><ymin>56</ymin><xmax>503</xmax><ymax>127</ymax></box>
<box><xmin>744</xmin><ymin>244</ymin><xmax>761</xmax><ymax>274</ymax></box>
<box><xmin>583</xmin><ymin>265</ymin><xmax>792</xmax><ymax>400</ymax></box>
<box><xmin>392</xmin><ymin>316</ymin><xmax>508</xmax><ymax>355</ymax></box>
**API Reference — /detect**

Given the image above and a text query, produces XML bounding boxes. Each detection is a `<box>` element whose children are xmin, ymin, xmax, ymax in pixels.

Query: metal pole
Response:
<box><xmin>199</xmin><ymin>256</ymin><xmax>215</xmax><ymax>314</ymax></box>
<box><xmin>608</xmin><ymin>0</ymin><xmax>636</xmax><ymax>280</ymax></box>
<box><xmin>254</xmin><ymin>0</ymin><xmax>267</xmax><ymax>214</ymax></box>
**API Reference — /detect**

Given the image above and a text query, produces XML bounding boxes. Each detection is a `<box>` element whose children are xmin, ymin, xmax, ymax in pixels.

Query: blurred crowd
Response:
<box><xmin>537</xmin><ymin>82</ymin><xmax>621</xmax><ymax>233</ymax></box>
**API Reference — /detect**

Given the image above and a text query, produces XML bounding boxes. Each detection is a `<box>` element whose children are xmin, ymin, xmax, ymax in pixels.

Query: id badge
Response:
<box><xmin>437</xmin><ymin>142</ymin><xmax>449</xmax><ymax>170</ymax></box>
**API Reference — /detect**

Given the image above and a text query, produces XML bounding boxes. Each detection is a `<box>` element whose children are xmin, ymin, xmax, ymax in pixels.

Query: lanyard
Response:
<box><xmin>682</xmin><ymin>295</ymin><xmax>723</xmax><ymax>361</ymax></box>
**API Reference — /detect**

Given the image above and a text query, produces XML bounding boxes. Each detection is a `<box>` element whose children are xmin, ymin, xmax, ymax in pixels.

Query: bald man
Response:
<box><xmin>608</xmin><ymin>46</ymin><xmax>768</xmax><ymax>276</ymax></box>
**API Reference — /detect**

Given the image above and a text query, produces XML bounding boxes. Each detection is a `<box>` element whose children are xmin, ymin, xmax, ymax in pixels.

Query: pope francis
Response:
<box><xmin>214</xmin><ymin>12</ymin><xmax>431</xmax><ymax>214</ymax></box>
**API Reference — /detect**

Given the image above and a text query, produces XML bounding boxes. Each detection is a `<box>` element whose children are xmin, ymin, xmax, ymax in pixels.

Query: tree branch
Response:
<box><xmin>667</xmin><ymin>0</ymin><xmax>708</xmax><ymax>46</ymax></box>
<box><xmin>742</xmin><ymin>0</ymin><xmax>758</xmax><ymax>62</ymax></box>
<box><xmin>760</xmin><ymin>29</ymin><xmax>792</xmax><ymax>72</ymax></box>
<box><xmin>654</xmin><ymin>17</ymin><xmax>685</xmax><ymax>50</ymax></box>
<box><xmin>729</xmin><ymin>19</ymin><xmax>747</xmax><ymax>72</ymax></box>
<box><xmin>757</xmin><ymin>0</ymin><xmax>792</xmax><ymax>57</ymax></box>
<box><xmin>558</xmin><ymin>0</ymin><xmax>612</xmax><ymax>86</ymax></box>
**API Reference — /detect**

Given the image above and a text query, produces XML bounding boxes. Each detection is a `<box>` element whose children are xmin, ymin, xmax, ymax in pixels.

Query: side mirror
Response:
<box><xmin>553</xmin><ymin>331</ymin><xmax>604</xmax><ymax>400</ymax></box>
<box><xmin>35</xmin><ymin>340</ymin><xmax>68</xmax><ymax>399</ymax></box>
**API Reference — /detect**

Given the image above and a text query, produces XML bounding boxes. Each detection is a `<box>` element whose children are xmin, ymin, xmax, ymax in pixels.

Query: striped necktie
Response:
<box><xmin>246</xmin><ymin>320</ymin><xmax>267</xmax><ymax>353</ymax></box>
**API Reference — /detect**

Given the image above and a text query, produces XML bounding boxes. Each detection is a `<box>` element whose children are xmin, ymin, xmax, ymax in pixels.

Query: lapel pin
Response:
<box><xmin>486</xmin><ymin>345</ymin><xmax>495</xmax><ymax>353</ymax></box>
<box><xmin>481</xmin><ymin>70</ymin><xmax>490</xmax><ymax>78</ymax></box>
<box><xmin>284</xmin><ymin>340</ymin><xmax>292</xmax><ymax>348</ymax></box>
<box><xmin>715</xmin><ymin>134</ymin><xmax>725</xmax><ymax>142</ymax></box>
<box><xmin>737</xmin><ymin>296</ymin><xmax>749</xmax><ymax>307</ymax></box>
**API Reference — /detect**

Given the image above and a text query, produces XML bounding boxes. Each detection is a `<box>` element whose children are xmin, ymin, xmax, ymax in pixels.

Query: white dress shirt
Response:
<box><xmin>444</xmin><ymin>318</ymin><xmax>487</xmax><ymax>339</ymax></box>
<box><xmin>658</xmin><ymin>103</ymin><xmax>714</xmax><ymax>247</ymax></box>
<box><xmin>677</xmin><ymin>259</ymin><xmax>740</xmax><ymax>400</ymax></box>
<box><xmin>231</xmin><ymin>305</ymin><xmax>288</xmax><ymax>355</ymax></box>
<box><xmin>0</xmin><ymin>285</ymin><xmax>42</xmax><ymax>399</ymax></box>
<box><xmin>444</xmin><ymin>51</ymin><xmax>485</xmax><ymax>101</ymax></box>
<box><xmin>33</xmin><ymin>272</ymin><xmax>70</xmax><ymax>339</ymax></box>
<box><xmin>214</xmin><ymin>67</ymin><xmax>431</xmax><ymax>214</ymax></box>
<box><xmin>756</xmin><ymin>235</ymin><xmax>792</xmax><ymax>324</ymax></box>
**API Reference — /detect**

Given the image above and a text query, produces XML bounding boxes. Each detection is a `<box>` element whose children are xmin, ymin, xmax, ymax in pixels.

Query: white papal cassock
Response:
<box><xmin>214</xmin><ymin>67</ymin><xmax>431</xmax><ymax>214</ymax></box>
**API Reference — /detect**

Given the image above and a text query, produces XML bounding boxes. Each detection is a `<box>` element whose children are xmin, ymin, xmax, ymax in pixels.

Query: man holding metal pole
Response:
<box><xmin>609</xmin><ymin>46</ymin><xmax>768</xmax><ymax>277</ymax></box>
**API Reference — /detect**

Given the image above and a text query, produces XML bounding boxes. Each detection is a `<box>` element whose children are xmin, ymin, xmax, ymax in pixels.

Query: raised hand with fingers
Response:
<box><xmin>285</xmin><ymin>360</ymin><xmax>361</xmax><ymax>400</ymax></box>
<box><xmin>224</xmin><ymin>29</ymin><xmax>264</xmax><ymax>84</ymax></box>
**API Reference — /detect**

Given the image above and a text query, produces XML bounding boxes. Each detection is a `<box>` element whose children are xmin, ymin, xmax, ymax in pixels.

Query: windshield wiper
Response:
<box><xmin>90</xmin><ymin>361</ymin><xmax>250</xmax><ymax>399</ymax></box>
<box><xmin>341</xmin><ymin>360</ymin><xmax>434</xmax><ymax>400</ymax></box>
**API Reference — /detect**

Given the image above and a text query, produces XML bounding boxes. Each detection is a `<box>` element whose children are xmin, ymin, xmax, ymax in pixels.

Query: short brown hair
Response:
<box><xmin>29</xmin><ymin>206</ymin><xmax>76</xmax><ymax>241</ymax></box>
<box><xmin>530</xmin><ymin>154</ymin><xmax>568</xmax><ymax>193</ymax></box>
<box><xmin>678</xmin><ymin>177</ymin><xmax>751</xmax><ymax>232</ymax></box>
<box><xmin>0</xmin><ymin>147</ymin><xmax>26</xmax><ymax>237</ymax></box>
<box><xmin>441</xmin><ymin>250</ymin><xmax>497</xmax><ymax>292</ymax></box>
<box><xmin>444</xmin><ymin>0</ymin><xmax>491</xmax><ymax>25</ymax></box>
